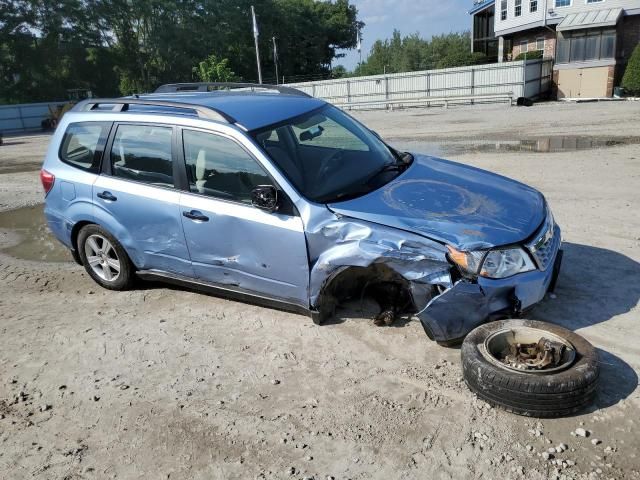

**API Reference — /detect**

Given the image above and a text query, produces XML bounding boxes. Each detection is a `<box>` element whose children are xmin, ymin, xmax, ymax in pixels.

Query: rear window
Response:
<box><xmin>59</xmin><ymin>122</ymin><xmax>111</xmax><ymax>172</ymax></box>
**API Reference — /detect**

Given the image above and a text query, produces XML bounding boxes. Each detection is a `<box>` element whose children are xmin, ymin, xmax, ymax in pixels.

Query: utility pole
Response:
<box><xmin>357</xmin><ymin>30</ymin><xmax>362</xmax><ymax>66</ymax></box>
<box><xmin>272</xmin><ymin>37</ymin><xmax>279</xmax><ymax>84</ymax></box>
<box><xmin>251</xmin><ymin>6</ymin><xmax>262</xmax><ymax>84</ymax></box>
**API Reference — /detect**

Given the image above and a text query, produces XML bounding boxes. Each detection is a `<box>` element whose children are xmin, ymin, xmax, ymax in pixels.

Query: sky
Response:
<box><xmin>337</xmin><ymin>0</ymin><xmax>473</xmax><ymax>70</ymax></box>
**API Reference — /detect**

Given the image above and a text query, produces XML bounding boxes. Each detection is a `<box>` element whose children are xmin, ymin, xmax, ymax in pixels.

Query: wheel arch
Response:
<box><xmin>313</xmin><ymin>263</ymin><xmax>418</xmax><ymax>323</ymax></box>
<box><xmin>72</xmin><ymin>220</ymin><xmax>140</xmax><ymax>270</ymax></box>
<box><xmin>70</xmin><ymin>220</ymin><xmax>95</xmax><ymax>265</ymax></box>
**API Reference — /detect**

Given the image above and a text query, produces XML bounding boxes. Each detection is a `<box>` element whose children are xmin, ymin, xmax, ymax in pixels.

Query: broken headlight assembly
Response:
<box><xmin>447</xmin><ymin>245</ymin><xmax>536</xmax><ymax>279</ymax></box>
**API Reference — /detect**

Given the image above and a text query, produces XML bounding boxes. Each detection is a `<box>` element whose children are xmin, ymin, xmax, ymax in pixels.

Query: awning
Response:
<box><xmin>557</xmin><ymin>8</ymin><xmax>623</xmax><ymax>32</ymax></box>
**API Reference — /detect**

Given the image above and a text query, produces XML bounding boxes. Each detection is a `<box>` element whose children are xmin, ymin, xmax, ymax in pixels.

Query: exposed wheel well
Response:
<box><xmin>315</xmin><ymin>264</ymin><xmax>417</xmax><ymax>323</ymax></box>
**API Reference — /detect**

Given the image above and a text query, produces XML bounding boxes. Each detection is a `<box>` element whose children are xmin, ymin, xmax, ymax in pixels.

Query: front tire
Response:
<box><xmin>78</xmin><ymin>224</ymin><xmax>134</xmax><ymax>290</ymax></box>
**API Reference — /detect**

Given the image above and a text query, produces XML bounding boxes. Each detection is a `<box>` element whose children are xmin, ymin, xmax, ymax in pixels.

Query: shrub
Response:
<box><xmin>514</xmin><ymin>50</ymin><xmax>544</xmax><ymax>61</ymax></box>
<box><xmin>621</xmin><ymin>43</ymin><xmax>640</xmax><ymax>96</ymax></box>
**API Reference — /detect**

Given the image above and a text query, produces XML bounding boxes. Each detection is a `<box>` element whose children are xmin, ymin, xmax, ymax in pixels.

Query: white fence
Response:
<box><xmin>0</xmin><ymin>101</ymin><xmax>66</xmax><ymax>134</ymax></box>
<box><xmin>289</xmin><ymin>59</ymin><xmax>553</xmax><ymax>109</ymax></box>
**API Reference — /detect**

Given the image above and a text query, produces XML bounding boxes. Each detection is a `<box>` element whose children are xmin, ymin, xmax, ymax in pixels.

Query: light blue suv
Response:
<box><xmin>41</xmin><ymin>82</ymin><xmax>562</xmax><ymax>345</ymax></box>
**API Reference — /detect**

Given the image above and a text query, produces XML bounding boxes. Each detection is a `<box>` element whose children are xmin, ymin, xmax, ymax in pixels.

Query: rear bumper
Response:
<box><xmin>419</xmin><ymin>248</ymin><xmax>563</xmax><ymax>344</ymax></box>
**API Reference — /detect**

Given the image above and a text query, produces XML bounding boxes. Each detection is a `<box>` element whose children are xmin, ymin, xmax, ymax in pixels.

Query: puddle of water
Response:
<box><xmin>0</xmin><ymin>205</ymin><xmax>72</xmax><ymax>262</ymax></box>
<box><xmin>0</xmin><ymin>162</ymin><xmax>43</xmax><ymax>174</ymax></box>
<box><xmin>393</xmin><ymin>136</ymin><xmax>640</xmax><ymax>157</ymax></box>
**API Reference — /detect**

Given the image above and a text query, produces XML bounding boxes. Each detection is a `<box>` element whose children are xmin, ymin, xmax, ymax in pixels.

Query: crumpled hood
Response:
<box><xmin>328</xmin><ymin>154</ymin><xmax>545</xmax><ymax>250</ymax></box>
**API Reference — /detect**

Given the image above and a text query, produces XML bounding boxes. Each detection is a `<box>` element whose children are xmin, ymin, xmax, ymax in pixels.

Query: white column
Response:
<box><xmin>498</xmin><ymin>36</ymin><xmax>505</xmax><ymax>63</ymax></box>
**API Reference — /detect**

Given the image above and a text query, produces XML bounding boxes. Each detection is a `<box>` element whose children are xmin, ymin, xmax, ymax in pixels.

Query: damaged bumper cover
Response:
<box><xmin>419</xmin><ymin>248</ymin><xmax>563</xmax><ymax>343</ymax></box>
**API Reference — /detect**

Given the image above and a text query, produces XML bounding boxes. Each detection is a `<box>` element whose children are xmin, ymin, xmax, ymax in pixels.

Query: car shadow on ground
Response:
<box><xmin>533</xmin><ymin>242</ymin><xmax>640</xmax><ymax>330</ymax></box>
<box><xmin>593</xmin><ymin>348</ymin><xmax>638</xmax><ymax>410</ymax></box>
<box><xmin>530</xmin><ymin>241</ymin><xmax>640</xmax><ymax>410</ymax></box>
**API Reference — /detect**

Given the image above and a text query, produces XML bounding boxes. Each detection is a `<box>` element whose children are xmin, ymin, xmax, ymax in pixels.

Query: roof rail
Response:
<box><xmin>154</xmin><ymin>82</ymin><xmax>311</xmax><ymax>97</ymax></box>
<box><xmin>72</xmin><ymin>98</ymin><xmax>235</xmax><ymax>124</ymax></box>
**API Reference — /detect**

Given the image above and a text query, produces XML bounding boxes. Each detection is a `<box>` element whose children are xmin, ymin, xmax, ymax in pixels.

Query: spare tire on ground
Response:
<box><xmin>461</xmin><ymin>319</ymin><xmax>599</xmax><ymax>418</ymax></box>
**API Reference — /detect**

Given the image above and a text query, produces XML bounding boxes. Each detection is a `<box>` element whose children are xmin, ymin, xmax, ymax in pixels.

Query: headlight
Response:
<box><xmin>447</xmin><ymin>245</ymin><xmax>536</xmax><ymax>279</ymax></box>
<box><xmin>480</xmin><ymin>248</ymin><xmax>536</xmax><ymax>278</ymax></box>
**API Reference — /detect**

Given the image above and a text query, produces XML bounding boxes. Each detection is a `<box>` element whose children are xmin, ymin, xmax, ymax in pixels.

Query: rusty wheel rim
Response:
<box><xmin>481</xmin><ymin>326</ymin><xmax>576</xmax><ymax>375</ymax></box>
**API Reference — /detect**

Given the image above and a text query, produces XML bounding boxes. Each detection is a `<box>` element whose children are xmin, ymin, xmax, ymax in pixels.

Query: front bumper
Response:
<box><xmin>419</xmin><ymin>246</ymin><xmax>563</xmax><ymax>344</ymax></box>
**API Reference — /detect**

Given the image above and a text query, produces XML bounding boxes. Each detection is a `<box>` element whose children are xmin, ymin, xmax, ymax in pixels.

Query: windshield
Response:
<box><xmin>251</xmin><ymin>104</ymin><xmax>406</xmax><ymax>203</ymax></box>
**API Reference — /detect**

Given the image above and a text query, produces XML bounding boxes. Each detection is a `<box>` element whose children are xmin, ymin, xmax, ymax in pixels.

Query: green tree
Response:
<box><xmin>622</xmin><ymin>43</ymin><xmax>640</xmax><ymax>96</ymax></box>
<box><xmin>193</xmin><ymin>54</ymin><xmax>238</xmax><ymax>82</ymax></box>
<box><xmin>0</xmin><ymin>0</ymin><xmax>361</xmax><ymax>103</ymax></box>
<box><xmin>353</xmin><ymin>30</ymin><xmax>488</xmax><ymax>77</ymax></box>
<box><xmin>331</xmin><ymin>65</ymin><xmax>348</xmax><ymax>78</ymax></box>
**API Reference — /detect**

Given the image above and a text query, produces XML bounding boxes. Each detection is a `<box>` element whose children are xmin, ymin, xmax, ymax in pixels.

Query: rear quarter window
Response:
<box><xmin>59</xmin><ymin>122</ymin><xmax>111</xmax><ymax>172</ymax></box>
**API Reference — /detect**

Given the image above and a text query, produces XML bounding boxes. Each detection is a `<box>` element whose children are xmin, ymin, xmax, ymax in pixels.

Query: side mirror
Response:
<box><xmin>251</xmin><ymin>185</ymin><xmax>278</xmax><ymax>212</ymax></box>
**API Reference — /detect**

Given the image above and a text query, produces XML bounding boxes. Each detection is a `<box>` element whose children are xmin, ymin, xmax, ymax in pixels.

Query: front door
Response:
<box><xmin>178</xmin><ymin>128</ymin><xmax>310</xmax><ymax>307</ymax></box>
<box><xmin>93</xmin><ymin>122</ymin><xmax>193</xmax><ymax>277</ymax></box>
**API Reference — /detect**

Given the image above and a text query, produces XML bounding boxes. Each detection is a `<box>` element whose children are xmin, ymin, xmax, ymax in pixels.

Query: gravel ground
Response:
<box><xmin>0</xmin><ymin>101</ymin><xmax>639</xmax><ymax>480</ymax></box>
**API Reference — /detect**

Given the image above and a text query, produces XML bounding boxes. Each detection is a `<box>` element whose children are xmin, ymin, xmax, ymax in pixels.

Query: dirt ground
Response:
<box><xmin>0</xmin><ymin>101</ymin><xmax>639</xmax><ymax>480</ymax></box>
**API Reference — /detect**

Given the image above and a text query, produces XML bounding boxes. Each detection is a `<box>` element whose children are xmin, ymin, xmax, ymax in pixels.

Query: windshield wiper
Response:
<box><xmin>364</xmin><ymin>158</ymin><xmax>410</xmax><ymax>185</ymax></box>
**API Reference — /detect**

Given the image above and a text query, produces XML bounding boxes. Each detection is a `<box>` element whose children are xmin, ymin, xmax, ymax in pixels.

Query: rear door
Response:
<box><xmin>177</xmin><ymin>127</ymin><xmax>310</xmax><ymax>307</ymax></box>
<box><xmin>93</xmin><ymin>122</ymin><xmax>193</xmax><ymax>276</ymax></box>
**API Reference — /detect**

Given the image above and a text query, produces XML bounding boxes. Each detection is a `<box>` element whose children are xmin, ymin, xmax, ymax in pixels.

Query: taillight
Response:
<box><xmin>40</xmin><ymin>169</ymin><xmax>55</xmax><ymax>195</ymax></box>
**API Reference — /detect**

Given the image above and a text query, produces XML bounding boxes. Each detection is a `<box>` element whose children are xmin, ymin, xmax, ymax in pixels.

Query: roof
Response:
<box><xmin>469</xmin><ymin>0</ymin><xmax>494</xmax><ymax>15</ymax></box>
<box><xmin>135</xmin><ymin>91</ymin><xmax>326</xmax><ymax>131</ymax></box>
<box><xmin>557</xmin><ymin>7</ymin><xmax>623</xmax><ymax>32</ymax></box>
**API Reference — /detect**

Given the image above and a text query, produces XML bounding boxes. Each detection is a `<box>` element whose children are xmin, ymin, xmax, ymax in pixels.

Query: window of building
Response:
<box><xmin>586</xmin><ymin>0</ymin><xmax>603</xmax><ymax>3</ymax></box>
<box><xmin>59</xmin><ymin>122</ymin><xmax>110</xmax><ymax>173</ymax></box>
<box><xmin>555</xmin><ymin>0</ymin><xmax>571</xmax><ymax>7</ymax></box>
<box><xmin>556</xmin><ymin>34</ymin><xmax>571</xmax><ymax>63</ymax></box>
<box><xmin>110</xmin><ymin>124</ymin><xmax>174</xmax><ymax>188</ymax></box>
<box><xmin>515</xmin><ymin>0</ymin><xmax>522</xmax><ymax>16</ymax></box>
<box><xmin>182</xmin><ymin>130</ymin><xmax>270</xmax><ymax>203</ymax></box>
<box><xmin>570</xmin><ymin>34</ymin><xmax>586</xmax><ymax>62</ymax></box>
<box><xmin>584</xmin><ymin>31</ymin><xmax>601</xmax><ymax>60</ymax></box>
<box><xmin>601</xmin><ymin>29</ymin><xmax>616</xmax><ymax>58</ymax></box>
<box><xmin>536</xmin><ymin>37</ymin><xmax>545</xmax><ymax>50</ymax></box>
<box><xmin>556</xmin><ymin>28</ymin><xmax>617</xmax><ymax>64</ymax></box>
<box><xmin>520</xmin><ymin>40</ymin><xmax>529</xmax><ymax>53</ymax></box>
<box><xmin>501</xmin><ymin>0</ymin><xmax>507</xmax><ymax>20</ymax></box>
<box><xmin>530</xmin><ymin>0</ymin><xmax>538</xmax><ymax>12</ymax></box>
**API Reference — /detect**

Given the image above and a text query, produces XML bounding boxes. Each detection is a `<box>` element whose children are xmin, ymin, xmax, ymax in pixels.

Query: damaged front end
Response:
<box><xmin>305</xmin><ymin>212</ymin><xmax>488</xmax><ymax>344</ymax></box>
<box><xmin>306</xmin><ymin>208</ymin><xmax>562</xmax><ymax>345</ymax></box>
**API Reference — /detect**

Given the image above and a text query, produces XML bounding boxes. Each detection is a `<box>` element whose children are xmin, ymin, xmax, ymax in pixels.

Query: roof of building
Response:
<box><xmin>557</xmin><ymin>7</ymin><xmax>623</xmax><ymax>32</ymax></box>
<box><xmin>136</xmin><ymin>91</ymin><xmax>326</xmax><ymax>131</ymax></box>
<box><xmin>469</xmin><ymin>0</ymin><xmax>494</xmax><ymax>15</ymax></box>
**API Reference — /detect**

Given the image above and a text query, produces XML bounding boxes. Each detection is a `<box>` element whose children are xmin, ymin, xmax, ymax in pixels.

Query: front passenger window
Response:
<box><xmin>183</xmin><ymin>130</ymin><xmax>270</xmax><ymax>203</ymax></box>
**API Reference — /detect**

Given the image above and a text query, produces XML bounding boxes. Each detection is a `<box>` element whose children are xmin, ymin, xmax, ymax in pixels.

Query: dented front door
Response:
<box><xmin>179</xmin><ymin>192</ymin><xmax>310</xmax><ymax>306</ymax></box>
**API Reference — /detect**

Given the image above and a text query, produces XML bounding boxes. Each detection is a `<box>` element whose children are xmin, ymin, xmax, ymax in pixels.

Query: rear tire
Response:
<box><xmin>461</xmin><ymin>319</ymin><xmax>599</xmax><ymax>418</ymax></box>
<box><xmin>78</xmin><ymin>224</ymin><xmax>134</xmax><ymax>291</ymax></box>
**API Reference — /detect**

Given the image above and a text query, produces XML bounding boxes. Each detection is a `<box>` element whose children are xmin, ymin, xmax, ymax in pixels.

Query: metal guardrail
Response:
<box><xmin>290</xmin><ymin>59</ymin><xmax>553</xmax><ymax>109</ymax></box>
<box><xmin>334</xmin><ymin>92</ymin><xmax>514</xmax><ymax>110</ymax></box>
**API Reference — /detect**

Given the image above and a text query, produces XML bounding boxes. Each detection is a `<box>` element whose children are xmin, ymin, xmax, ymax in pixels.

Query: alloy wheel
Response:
<box><xmin>84</xmin><ymin>234</ymin><xmax>121</xmax><ymax>282</ymax></box>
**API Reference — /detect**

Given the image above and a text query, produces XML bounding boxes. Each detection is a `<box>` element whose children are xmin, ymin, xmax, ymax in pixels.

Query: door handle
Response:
<box><xmin>183</xmin><ymin>210</ymin><xmax>209</xmax><ymax>222</ymax></box>
<box><xmin>97</xmin><ymin>191</ymin><xmax>117</xmax><ymax>201</ymax></box>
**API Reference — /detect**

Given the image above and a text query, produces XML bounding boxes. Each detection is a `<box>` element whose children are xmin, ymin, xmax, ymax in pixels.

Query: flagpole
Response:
<box><xmin>272</xmin><ymin>37</ymin><xmax>279</xmax><ymax>84</ymax></box>
<box><xmin>251</xmin><ymin>6</ymin><xmax>263</xmax><ymax>84</ymax></box>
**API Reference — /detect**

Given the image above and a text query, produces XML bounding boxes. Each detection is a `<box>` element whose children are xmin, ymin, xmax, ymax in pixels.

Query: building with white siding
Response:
<box><xmin>470</xmin><ymin>0</ymin><xmax>640</xmax><ymax>97</ymax></box>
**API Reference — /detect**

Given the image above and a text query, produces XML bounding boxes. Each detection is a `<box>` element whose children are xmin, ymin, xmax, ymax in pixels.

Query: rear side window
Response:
<box><xmin>110</xmin><ymin>124</ymin><xmax>174</xmax><ymax>188</ymax></box>
<box><xmin>59</xmin><ymin>122</ymin><xmax>111</xmax><ymax>172</ymax></box>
